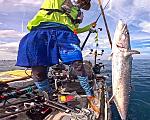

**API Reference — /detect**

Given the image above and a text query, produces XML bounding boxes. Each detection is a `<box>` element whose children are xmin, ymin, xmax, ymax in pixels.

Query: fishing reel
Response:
<box><xmin>93</xmin><ymin>62</ymin><xmax>105</xmax><ymax>74</ymax></box>
<box><xmin>26</xmin><ymin>102</ymin><xmax>52</xmax><ymax>120</ymax></box>
<box><xmin>50</xmin><ymin>63</ymin><xmax>68</xmax><ymax>79</ymax></box>
<box><xmin>0</xmin><ymin>82</ymin><xmax>15</xmax><ymax>95</ymax></box>
<box><xmin>0</xmin><ymin>82</ymin><xmax>9</xmax><ymax>95</ymax></box>
<box><xmin>0</xmin><ymin>86</ymin><xmax>54</xmax><ymax>120</ymax></box>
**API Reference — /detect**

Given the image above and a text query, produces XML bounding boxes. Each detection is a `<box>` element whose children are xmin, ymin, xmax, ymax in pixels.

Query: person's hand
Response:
<box><xmin>91</xmin><ymin>21</ymin><xmax>97</xmax><ymax>28</ymax></box>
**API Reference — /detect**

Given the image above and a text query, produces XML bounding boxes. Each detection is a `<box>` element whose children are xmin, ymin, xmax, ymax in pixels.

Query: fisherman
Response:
<box><xmin>16</xmin><ymin>0</ymin><xmax>99</xmax><ymax>112</ymax></box>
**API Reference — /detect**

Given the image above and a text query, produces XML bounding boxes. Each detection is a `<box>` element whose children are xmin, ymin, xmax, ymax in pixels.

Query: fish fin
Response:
<box><xmin>108</xmin><ymin>52</ymin><xmax>113</xmax><ymax>60</ymax></box>
<box><xmin>124</xmin><ymin>50</ymin><xmax>140</xmax><ymax>57</ymax></box>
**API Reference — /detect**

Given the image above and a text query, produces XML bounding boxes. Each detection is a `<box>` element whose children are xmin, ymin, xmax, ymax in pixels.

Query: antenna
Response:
<box><xmin>21</xmin><ymin>19</ymin><xmax>24</xmax><ymax>33</ymax></box>
<box><xmin>21</xmin><ymin>6</ymin><xmax>25</xmax><ymax>33</ymax></box>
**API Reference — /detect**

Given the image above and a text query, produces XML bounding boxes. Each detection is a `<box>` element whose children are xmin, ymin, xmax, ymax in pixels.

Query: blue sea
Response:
<box><xmin>101</xmin><ymin>59</ymin><xmax>150</xmax><ymax>120</ymax></box>
<box><xmin>0</xmin><ymin>59</ymin><xmax>150</xmax><ymax>120</ymax></box>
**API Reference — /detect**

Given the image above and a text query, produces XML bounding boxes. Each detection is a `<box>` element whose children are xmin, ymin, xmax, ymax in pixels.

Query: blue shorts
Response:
<box><xmin>16</xmin><ymin>25</ymin><xmax>83</xmax><ymax>67</ymax></box>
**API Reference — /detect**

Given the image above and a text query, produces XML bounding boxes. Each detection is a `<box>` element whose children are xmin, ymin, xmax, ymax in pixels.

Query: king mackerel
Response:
<box><xmin>111</xmin><ymin>20</ymin><xmax>140</xmax><ymax>120</ymax></box>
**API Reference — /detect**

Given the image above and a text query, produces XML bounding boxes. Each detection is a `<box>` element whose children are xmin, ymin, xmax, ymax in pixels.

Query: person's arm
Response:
<box><xmin>76</xmin><ymin>22</ymin><xmax>96</xmax><ymax>34</ymax></box>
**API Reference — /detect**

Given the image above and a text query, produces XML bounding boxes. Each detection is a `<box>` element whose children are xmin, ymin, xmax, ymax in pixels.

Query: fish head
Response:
<box><xmin>113</xmin><ymin>20</ymin><xmax>131</xmax><ymax>51</ymax></box>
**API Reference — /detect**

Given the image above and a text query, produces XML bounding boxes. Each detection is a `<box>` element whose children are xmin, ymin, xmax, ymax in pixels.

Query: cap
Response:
<box><xmin>77</xmin><ymin>0</ymin><xmax>91</xmax><ymax>10</ymax></box>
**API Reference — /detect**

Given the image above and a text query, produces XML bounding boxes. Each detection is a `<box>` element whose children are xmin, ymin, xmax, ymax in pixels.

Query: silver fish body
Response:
<box><xmin>112</xmin><ymin>20</ymin><xmax>140</xmax><ymax>120</ymax></box>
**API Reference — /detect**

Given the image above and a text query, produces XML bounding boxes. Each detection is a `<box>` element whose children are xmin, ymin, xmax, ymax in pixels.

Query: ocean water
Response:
<box><xmin>101</xmin><ymin>59</ymin><xmax>150</xmax><ymax>120</ymax></box>
<box><xmin>0</xmin><ymin>59</ymin><xmax>150</xmax><ymax>120</ymax></box>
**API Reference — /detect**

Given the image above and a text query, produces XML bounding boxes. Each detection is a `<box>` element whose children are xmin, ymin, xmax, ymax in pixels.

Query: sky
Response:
<box><xmin>0</xmin><ymin>0</ymin><xmax>150</xmax><ymax>60</ymax></box>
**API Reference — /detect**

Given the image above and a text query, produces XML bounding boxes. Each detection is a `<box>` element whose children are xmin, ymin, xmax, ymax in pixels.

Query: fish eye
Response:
<box><xmin>126</xmin><ymin>31</ymin><xmax>129</xmax><ymax>35</ymax></box>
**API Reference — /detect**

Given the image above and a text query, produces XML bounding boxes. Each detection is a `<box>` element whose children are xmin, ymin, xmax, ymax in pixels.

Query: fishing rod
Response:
<box><xmin>0</xmin><ymin>87</ymin><xmax>77</xmax><ymax>119</ymax></box>
<box><xmin>81</xmin><ymin>0</ymin><xmax>111</xmax><ymax>51</ymax></box>
<box><xmin>45</xmin><ymin>99</ymin><xmax>78</xmax><ymax>113</ymax></box>
<box><xmin>95</xmin><ymin>0</ymin><xmax>111</xmax><ymax>23</ymax></box>
<box><xmin>0</xmin><ymin>86</ymin><xmax>36</xmax><ymax>102</ymax></box>
<box><xmin>0</xmin><ymin>95</ymin><xmax>49</xmax><ymax>119</ymax></box>
<box><xmin>81</xmin><ymin>28</ymin><xmax>97</xmax><ymax>51</ymax></box>
<box><xmin>0</xmin><ymin>105</ymin><xmax>35</xmax><ymax>119</ymax></box>
<box><xmin>1</xmin><ymin>97</ymin><xmax>37</xmax><ymax>108</ymax></box>
<box><xmin>98</xmin><ymin>0</ymin><xmax>112</xmax><ymax>49</ymax></box>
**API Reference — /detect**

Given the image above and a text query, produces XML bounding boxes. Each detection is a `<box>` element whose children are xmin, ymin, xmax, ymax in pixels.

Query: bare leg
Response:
<box><xmin>71</xmin><ymin>60</ymin><xmax>100</xmax><ymax>112</ymax></box>
<box><xmin>32</xmin><ymin>66</ymin><xmax>52</xmax><ymax>93</ymax></box>
<box><xmin>71</xmin><ymin>60</ymin><xmax>93</xmax><ymax>96</ymax></box>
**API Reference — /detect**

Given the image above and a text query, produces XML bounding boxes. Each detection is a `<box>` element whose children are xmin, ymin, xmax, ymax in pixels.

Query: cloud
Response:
<box><xmin>0</xmin><ymin>0</ymin><xmax>42</xmax><ymax>6</ymax></box>
<box><xmin>139</xmin><ymin>21</ymin><xmax>150</xmax><ymax>33</ymax></box>
<box><xmin>0</xmin><ymin>30</ymin><xmax>24</xmax><ymax>60</ymax></box>
<box><xmin>0</xmin><ymin>30</ymin><xmax>26</xmax><ymax>38</ymax></box>
<box><xmin>0</xmin><ymin>41</ymin><xmax>20</xmax><ymax>60</ymax></box>
<box><xmin>0</xmin><ymin>0</ymin><xmax>4</xmax><ymax>3</ymax></box>
<box><xmin>0</xmin><ymin>13</ymin><xmax>8</xmax><ymax>16</ymax></box>
<box><xmin>19</xmin><ymin>0</ymin><xmax>43</xmax><ymax>6</ymax></box>
<box><xmin>78</xmin><ymin>32</ymin><xmax>111</xmax><ymax>51</ymax></box>
<box><xmin>107</xmin><ymin>0</ymin><xmax>150</xmax><ymax>34</ymax></box>
<box><xmin>0</xmin><ymin>0</ymin><xmax>149</xmax><ymax>59</ymax></box>
<box><xmin>0</xmin><ymin>42</ymin><xmax>18</xmax><ymax>60</ymax></box>
<box><xmin>131</xmin><ymin>47</ymin><xmax>150</xmax><ymax>59</ymax></box>
<box><xmin>0</xmin><ymin>42</ymin><xmax>19</xmax><ymax>53</ymax></box>
<box><xmin>20</xmin><ymin>0</ymin><xmax>42</xmax><ymax>5</ymax></box>
<box><xmin>0</xmin><ymin>0</ymin><xmax>42</xmax><ymax>14</ymax></box>
<box><xmin>0</xmin><ymin>51</ymin><xmax>17</xmax><ymax>60</ymax></box>
<box><xmin>108</xmin><ymin>0</ymin><xmax>150</xmax><ymax>20</ymax></box>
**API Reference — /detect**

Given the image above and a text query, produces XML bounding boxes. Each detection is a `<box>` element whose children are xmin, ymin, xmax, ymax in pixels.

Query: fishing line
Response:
<box><xmin>81</xmin><ymin>0</ymin><xmax>111</xmax><ymax>50</ymax></box>
<box><xmin>95</xmin><ymin>0</ymin><xmax>111</xmax><ymax>23</ymax></box>
<box><xmin>97</xmin><ymin>0</ymin><xmax>112</xmax><ymax>49</ymax></box>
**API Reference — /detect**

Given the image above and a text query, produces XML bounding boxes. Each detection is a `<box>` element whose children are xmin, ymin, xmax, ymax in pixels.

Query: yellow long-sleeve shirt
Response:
<box><xmin>27</xmin><ymin>0</ymin><xmax>92</xmax><ymax>33</ymax></box>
